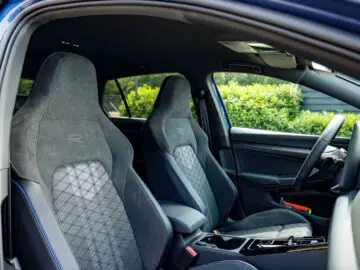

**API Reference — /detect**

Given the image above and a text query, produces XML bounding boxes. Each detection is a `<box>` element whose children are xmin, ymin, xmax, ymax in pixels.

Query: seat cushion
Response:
<box><xmin>220</xmin><ymin>209</ymin><xmax>312</xmax><ymax>239</ymax></box>
<box><xmin>190</xmin><ymin>260</ymin><xmax>257</xmax><ymax>270</ymax></box>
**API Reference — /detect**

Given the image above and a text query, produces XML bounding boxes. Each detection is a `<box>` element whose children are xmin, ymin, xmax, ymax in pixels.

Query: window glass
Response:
<box><xmin>103</xmin><ymin>73</ymin><xmax>198</xmax><ymax>120</ymax></box>
<box><xmin>18</xmin><ymin>79</ymin><xmax>33</xmax><ymax>96</ymax></box>
<box><xmin>102</xmin><ymin>80</ymin><xmax>129</xmax><ymax>118</ymax></box>
<box><xmin>214</xmin><ymin>72</ymin><xmax>360</xmax><ymax>137</ymax></box>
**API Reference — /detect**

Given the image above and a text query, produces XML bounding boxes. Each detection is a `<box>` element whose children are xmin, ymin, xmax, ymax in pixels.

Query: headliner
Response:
<box><xmin>23</xmin><ymin>15</ymin><xmax>269</xmax><ymax>79</ymax></box>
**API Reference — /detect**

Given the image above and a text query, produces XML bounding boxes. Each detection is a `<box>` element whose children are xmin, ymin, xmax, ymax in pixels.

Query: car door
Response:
<box><xmin>212</xmin><ymin>72</ymin><xmax>355</xmax><ymax>219</ymax></box>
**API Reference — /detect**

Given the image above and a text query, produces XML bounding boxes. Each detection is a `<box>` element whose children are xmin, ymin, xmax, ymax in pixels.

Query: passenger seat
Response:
<box><xmin>142</xmin><ymin>76</ymin><xmax>312</xmax><ymax>239</ymax></box>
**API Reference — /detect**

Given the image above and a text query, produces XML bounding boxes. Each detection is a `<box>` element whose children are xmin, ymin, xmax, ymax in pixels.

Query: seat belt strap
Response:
<box><xmin>199</xmin><ymin>90</ymin><xmax>212</xmax><ymax>150</ymax></box>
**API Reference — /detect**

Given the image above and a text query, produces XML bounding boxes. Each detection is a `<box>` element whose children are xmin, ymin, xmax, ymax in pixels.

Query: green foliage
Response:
<box><xmin>213</xmin><ymin>73</ymin><xmax>286</xmax><ymax>86</ymax></box>
<box><xmin>119</xmin><ymin>85</ymin><xmax>160</xmax><ymax>118</ymax></box>
<box><xmin>289</xmin><ymin>111</ymin><xmax>360</xmax><ymax>137</ymax></box>
<box><xmin>218</xmin><ymin>82</ymin><xmax>360</xmax><ymax>137</ymax></box>
<box><xmin>118</xmin><ymin>73</ymin><xmax>181</xmax><ymax>94</ymax></box>
<box><xmin>18</xmin><ymin>79</ymin><xmax>33</xmax><ymax>96</ymax></box>
<box><xmin>105</xmin><ymin>72</ymin><xmax>360</xmax><ymax>138</ymax></box>
<box><xmin>118</xmin><ymin>84</ymin><xmax>197</xmax><ymax>119</ymax></box>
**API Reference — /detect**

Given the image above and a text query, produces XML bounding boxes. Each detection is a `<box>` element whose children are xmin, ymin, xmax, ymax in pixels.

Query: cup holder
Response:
<box><xmin>194</xmin><ymin>234</ymin><xmax>246</xmax><ymax>251</ymax></box>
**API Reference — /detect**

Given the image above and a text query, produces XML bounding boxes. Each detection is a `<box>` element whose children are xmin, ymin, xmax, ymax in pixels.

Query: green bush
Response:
<box><xmin>119</xmin><ymin>85</ymin><xmax>160</xmax><ymax>118</ymax></box>
<box><xmin>119</xmin><ymin>85</ymin><xmax>197</xmax><ymax>119</ymax></box>
<box><xmin>218</xmin><ymin>82</ymin><xmax>302</xmax><ymax>131</ymax></box>
<box><xmin>218</xmin><ymin>82</ymin><xmax>360</xmax><ymax>137</ymax></box>
<box><xmin>289</xmin><ymin>111</ymin><xmax>360</xmax><ymax>137</ymax></box>
<box><xmin>117</xmin><ymin>81</ymin><xmax>360</xmax><ymax>138</ymax></box>
<box><xmin>213</xmin><ymin>73</ymin><xmax>287</xmax><ymax>86</ymax></box>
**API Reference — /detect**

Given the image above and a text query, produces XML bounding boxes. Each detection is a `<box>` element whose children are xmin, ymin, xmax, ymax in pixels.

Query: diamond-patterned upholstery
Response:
<box><xmin>53</xmin><ymin>161</ymin><xmax>142</xmax><ymax>270</ymax></box>
<box><xmin>143</xmin><ymin>75</ymin><xmax>313</xmax><ymax>239</ymax></box>
<box><xmin>174</xmin><ymin>145</ymin><xmax>219</xmax><ymax>230</ymax></box>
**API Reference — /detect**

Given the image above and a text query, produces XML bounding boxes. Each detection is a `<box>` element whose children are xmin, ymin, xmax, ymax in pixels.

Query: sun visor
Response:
<box><xmin>218</xmin><ymin>41</ymin><xmax>297</xmax><ymax>69</ymax></box>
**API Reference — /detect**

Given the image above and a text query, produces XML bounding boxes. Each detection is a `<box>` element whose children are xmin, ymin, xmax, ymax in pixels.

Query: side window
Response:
<box><xmin>214</xmin><ymin>72</ymin><xmax>360</xmax><ymax>137</ymax></box>
<box><xmin>103</xmin><ymin>73</ymin><xmax>198</xmax><ymax>120</ymax></box>
<box><xmin>102</xmin><ymin>80</ymin><xmax>130</xmax><ymax>118</ymax></box>
<box><xmin>18</xmin><ymin>79</ymin><xmax>34</xmax><ymax>96</ymax></box>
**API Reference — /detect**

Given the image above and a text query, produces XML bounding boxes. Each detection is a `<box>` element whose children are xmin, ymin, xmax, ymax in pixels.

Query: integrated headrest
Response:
<box><xmin>18</xmin><ymin>52</ymin><xmax>99</xmax><ymax>120</ymax></box>
<box><xmin>11</xmin><ymin>53</ymin><xmax>105</xmax><ymax>184</ymax></box>
<box><xmin>151</xmin><ymin>75</ymin><xmax>192</xmax><ymax>118</ymax></box>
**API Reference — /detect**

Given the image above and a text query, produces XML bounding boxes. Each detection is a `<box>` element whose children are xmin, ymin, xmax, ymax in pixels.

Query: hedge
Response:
<box><xmin>218</xmin><ymin>82</ymin><xmax>360</xmax><ymax>137</ymax></box>
<box><xmin>118</xmin><ymin>82</ymin><xmax>360</xmax><ymax>137</ymax></box>
<box><xmin>119</xmin><ymin>85</ymin><xmax>197</xmax><ymax>119</ymax></box>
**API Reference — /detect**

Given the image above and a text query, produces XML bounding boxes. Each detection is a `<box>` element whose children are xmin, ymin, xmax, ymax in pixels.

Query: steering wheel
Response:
<box><xmin>293</xmin><ymin>115</ymin><xmax>345</xmax><ymax>191</ymax></box>
<box><xmin>332</xmin><ymin>121</ymin><xmax>360</xmax><ymax>192</ymax></box>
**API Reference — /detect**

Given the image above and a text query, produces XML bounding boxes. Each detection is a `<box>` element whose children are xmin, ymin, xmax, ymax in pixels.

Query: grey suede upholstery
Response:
<box><xmin>220</xmin><ymin>209</ymin><xmax>312</xmax><ymax>239</ymax></box>
<box><xmin>160</xmin><ymin>201</ymin><xmax>208</xmax><ymax>234</ymax></box>
<box><xmin>10</xmin><ymin>53</ymin><xmax>173</xmax><ymax>270</ymax></box>
<box><xmin>142</xmin><ymin>76</ymin><xmax>236</xmax><ymax>231</ymax></box>
<box><xmin>142</xmin><ymin>76</ymin><xmax>312</xmax><ymax>239</ymax></box>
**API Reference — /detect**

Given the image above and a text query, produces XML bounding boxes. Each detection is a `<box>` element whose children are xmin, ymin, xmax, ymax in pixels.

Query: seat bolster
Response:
<box><xmin>12</xmin><ymin>179</ymin><xmax>79</xmax><ymax>270</ymax></box>
<box><xmin>204</xmin><ymin>148</ymin><xmax>237</xmax><ymax>226</ymax></box>
<box><xmin>144</xmin><ymin>146</ymin><xmax>207</xmax><ymax>213</ymax></box>
<box><xmin>190</xmin><ymin>260</ymin><xmax>258</xmax><ymax>270</ymax></box>
<box><xmin>124</xmin><ymin>168</ymin><xmax>173</xmax><ymax>270</ymax></box>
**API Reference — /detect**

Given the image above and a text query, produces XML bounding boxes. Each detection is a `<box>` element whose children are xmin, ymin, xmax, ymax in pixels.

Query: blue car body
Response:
<box><xmin>0</xmin><ymin>0</ymin><xmax>360</xmax><ymax>39</ymax></box>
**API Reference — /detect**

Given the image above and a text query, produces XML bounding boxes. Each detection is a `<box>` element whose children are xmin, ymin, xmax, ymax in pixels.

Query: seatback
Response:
<box><xmin>10</xmin><ymin>53</ymin><xmax>172</xmax><ymax>270</ymax></box>
<box><xmin>142</xmin><ymin>76</ymin><xmax>237</xmax><ymax>231</ymax></box>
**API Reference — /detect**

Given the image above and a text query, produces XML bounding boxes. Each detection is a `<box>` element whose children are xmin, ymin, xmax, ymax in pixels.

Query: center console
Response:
<box><xmin>194</xmin><ymin>234</ymin><xmax>327</xmax><ymax>256</ymax></box>
<box><xmin>160</xmin><ymin>202</ymin><xmax>328</xmax><ymax>270</ymax></box>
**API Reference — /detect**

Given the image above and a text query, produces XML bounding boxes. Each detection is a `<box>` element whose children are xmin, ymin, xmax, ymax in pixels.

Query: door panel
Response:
<box><xmin>231</xmin><ymin>127</ymin><xmax>317</xmax><ymax>178</ymax></box>
<box><xmin>228</xmin><ymin>127</ymin><xmax>348</xmax><ymax>218</ymax></box>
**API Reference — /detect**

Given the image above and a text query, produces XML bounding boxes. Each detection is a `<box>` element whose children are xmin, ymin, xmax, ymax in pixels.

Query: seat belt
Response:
<box><xmin>199</xmin><ymin>90</ymin><xmax>212</xmax><ymax>150</ymax></box>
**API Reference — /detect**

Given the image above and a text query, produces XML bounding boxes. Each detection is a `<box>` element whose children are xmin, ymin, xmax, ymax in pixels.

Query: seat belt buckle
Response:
<box><xmin>213</xmin><ymin>229</ymin><xmax>220</xmax><ymax>235</ymax></box>
<box><xmin>177</xmin><ymin>246</ymin><xmax>198</xmax><ymax>270</ymax></box>
<box><xmin>281</xmin><ymin>198</ymin><xmax>312</xmax><ymax>214</ymax></box>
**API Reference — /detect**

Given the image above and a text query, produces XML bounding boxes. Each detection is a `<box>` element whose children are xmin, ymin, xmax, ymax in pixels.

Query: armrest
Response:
<box><xmin>159</xmin><ymin>201</ymin><xmax>208</xmax><ymax>234</ymax></box>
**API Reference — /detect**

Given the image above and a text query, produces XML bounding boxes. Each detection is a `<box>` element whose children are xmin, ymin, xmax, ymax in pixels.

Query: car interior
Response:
<box><xmin>2</xmin><ymin>8</ymin><xmax>360</xmax><ymax>270</ymax></box>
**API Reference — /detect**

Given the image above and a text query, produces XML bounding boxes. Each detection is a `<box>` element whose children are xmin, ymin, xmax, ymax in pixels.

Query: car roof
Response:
<box><xmin>22</xmin><ymin>15</ymin><xmax>301</xmax><ymax>80</ymax></box>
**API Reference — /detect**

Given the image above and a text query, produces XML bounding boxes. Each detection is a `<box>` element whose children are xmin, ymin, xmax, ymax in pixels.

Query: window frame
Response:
<box><xmin>114</xmin><ymin>78</ymin><xmax>132</xmax><ymax>118</ymax></box>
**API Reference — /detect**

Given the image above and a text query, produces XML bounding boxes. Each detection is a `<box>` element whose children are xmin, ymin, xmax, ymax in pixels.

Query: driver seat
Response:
<box><xmin>142</xmin><ymin>76</ymin><xmax>313</xmax><ymax>239</ymax></box>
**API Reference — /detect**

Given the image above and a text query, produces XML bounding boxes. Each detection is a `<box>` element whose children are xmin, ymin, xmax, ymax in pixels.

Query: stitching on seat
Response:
<box><xmin>12</xmin><ymin>179</ymin><xmax>63</xmax><ymax>270</ymax></box>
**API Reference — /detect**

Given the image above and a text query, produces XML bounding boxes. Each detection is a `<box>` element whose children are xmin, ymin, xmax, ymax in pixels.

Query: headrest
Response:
<box><xmin>11</xmin><ymin>53</ymin><xmax>105</xmax><ymax>183</ymax></box>
<box><xmin>17</xmin><ymin>52</ymin><xmax>99</xmax><ymax>120</ymax></box>
<box><xmin>151</xmin><ymin>76</ymin><xmax>192</xmax><ymax>118</ymax></box>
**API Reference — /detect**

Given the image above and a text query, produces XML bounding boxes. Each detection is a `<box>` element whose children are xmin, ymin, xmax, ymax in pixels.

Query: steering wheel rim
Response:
<box><xmin>332</xmin><ymin>122</ymin><xmax>360</xmax><ymax>192</ymax></box>
<box><xmin>294</xmin><ymin>115</ymin><xmax>345</xmax><ymax>191</ymax></box>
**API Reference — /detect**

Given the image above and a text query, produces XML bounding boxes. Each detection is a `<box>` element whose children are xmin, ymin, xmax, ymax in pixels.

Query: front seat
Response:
<box><xmin>142</xmin><ymin>76</ymin><xmax>312</xmax><ymax>239</ymax></box>
<box><xmin>10</xmin><ymin>53</ymin><xmax>255</xmax><ymax>270</ymax></box>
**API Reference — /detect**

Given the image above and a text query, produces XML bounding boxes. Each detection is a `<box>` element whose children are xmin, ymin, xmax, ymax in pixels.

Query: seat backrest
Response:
<box><xmin>10</xmin><ymin>53</ymin><xmax>171</xmax><ymax>270</ymax></box>
<box><xmin>142</xmin><ymin>76</ymin><xmax>237</xmax><ymax>231</ymax></box>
